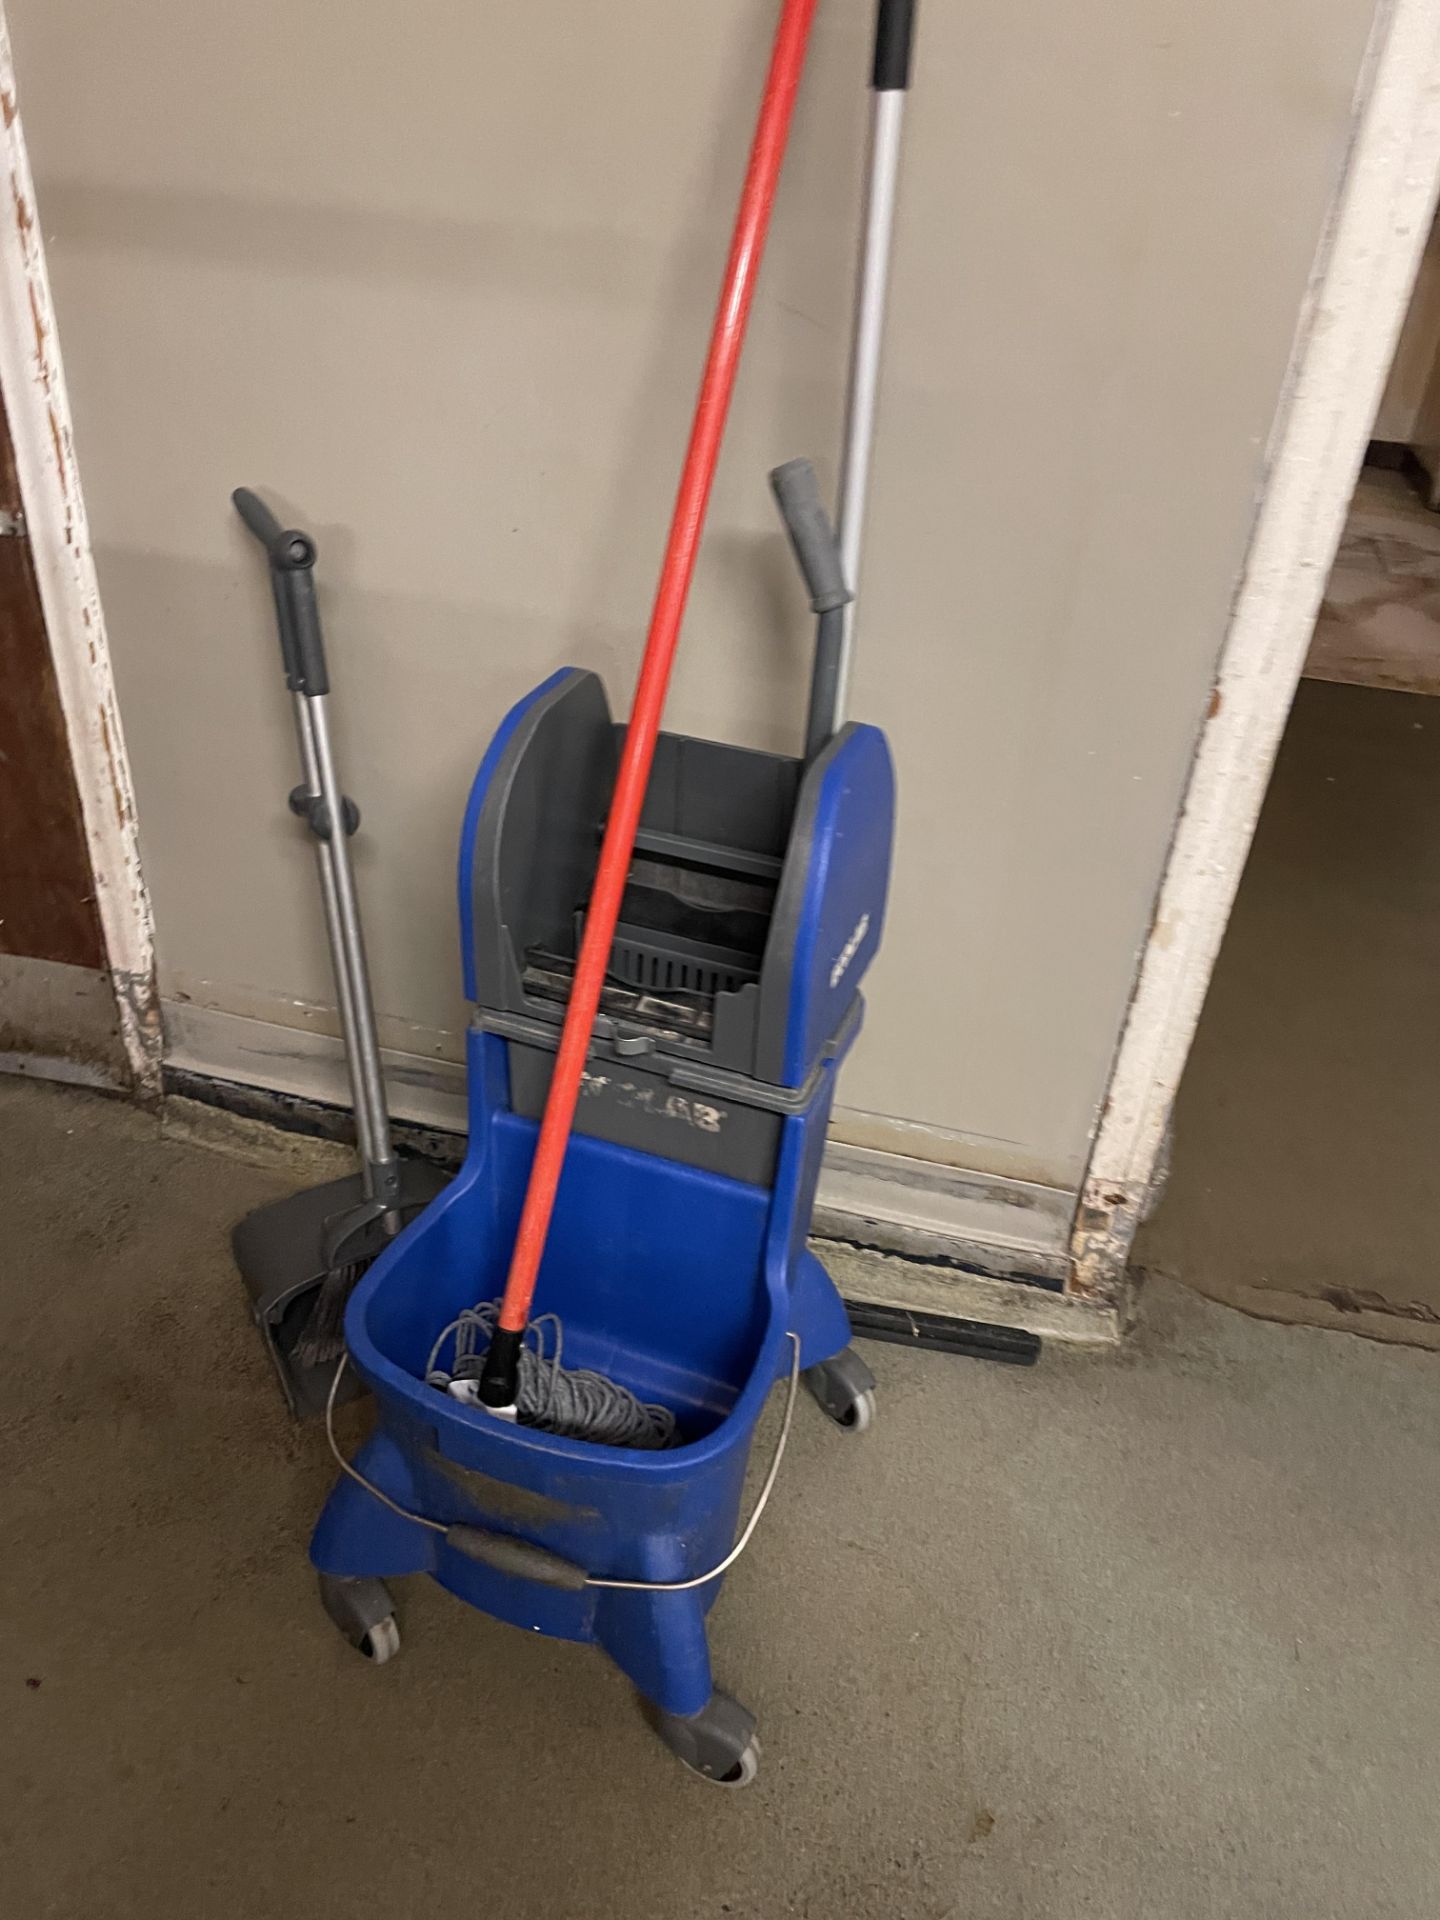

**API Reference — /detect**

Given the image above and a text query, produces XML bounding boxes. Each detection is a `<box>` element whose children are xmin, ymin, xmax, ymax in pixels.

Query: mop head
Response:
<box><xmin>425</xmin><ymin>1300</ymin><xmax>677</xmax><ymax>1450</ymax></box>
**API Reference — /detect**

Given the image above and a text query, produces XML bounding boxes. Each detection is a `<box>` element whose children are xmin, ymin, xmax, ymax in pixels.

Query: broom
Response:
<box><xmin>232</xmin><ymin>488</ymin><xmax>404</xmax><ymax>1370</ymax></box>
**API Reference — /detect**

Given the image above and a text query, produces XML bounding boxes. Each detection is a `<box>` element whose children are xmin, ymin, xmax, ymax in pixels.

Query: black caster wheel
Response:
<box><xmin>803</xmin><ymin>1344</ymin><xmax>876</xmax><ymax>1432</ymax></box>
<box><xmin>648</xmin><ymin>1689</ymin><xmax>760</xmax><ymax>1787</ymax></box>
<box><xmin>318</xmin><ymin>1573</ymin><xmax>400</xmax><ymax>1665</ymax></box>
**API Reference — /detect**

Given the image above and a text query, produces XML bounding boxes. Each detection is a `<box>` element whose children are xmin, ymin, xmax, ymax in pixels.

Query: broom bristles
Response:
<box><xmin>294</xmin><ymin>1260</ymin><xmax>367</xmax><ymax>1369</ymax></box>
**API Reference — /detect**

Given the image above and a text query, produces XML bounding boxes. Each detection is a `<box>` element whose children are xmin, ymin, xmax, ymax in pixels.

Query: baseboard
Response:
<box><xmin>820</xmin><ymin>1239</ymin><xmax>1122</xmax><ymax>1345</ymax></box>
<box><xmin>162</xmin><ymin>996</ymin><xmax>467</xmax><ymax>1133</ymax></box>
<box><xmin>813</xmin><ymin>1140</ymin><xmax>1072</xmax><ymax>1286</ymax></box>
<box><xmin>160</xmin><ymin>996</ymin><xmax>1099</xmax><ymax>1339</ymax></box>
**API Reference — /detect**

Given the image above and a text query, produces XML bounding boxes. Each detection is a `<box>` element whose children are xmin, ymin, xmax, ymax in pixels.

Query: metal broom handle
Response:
<box><xmin>232</xmin><ymin>489</ymin><xmax>400</xmax><ymax>1212</ymax></box>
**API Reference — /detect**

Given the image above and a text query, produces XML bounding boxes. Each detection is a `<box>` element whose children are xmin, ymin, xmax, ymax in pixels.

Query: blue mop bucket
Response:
<box><xmin>311</xmin><ymin>1024</ymin><xmax>854</xmax><ymax>1719</ymax></box>
<box><xmin>311</xmin><ymin>669</ymin><xmax>893</xmax><ymax>1770</ymax></box>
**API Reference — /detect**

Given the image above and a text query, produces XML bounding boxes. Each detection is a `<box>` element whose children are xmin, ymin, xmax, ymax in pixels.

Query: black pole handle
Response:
<box><xmin>231</xmin><ymin>487</ymin><xmax>329</xmax><ymax>696</ymax></box>
<box><xmin>872</xmin><ymin>0</ymin><xmax>917</xmax><ymax>90</ymax></box>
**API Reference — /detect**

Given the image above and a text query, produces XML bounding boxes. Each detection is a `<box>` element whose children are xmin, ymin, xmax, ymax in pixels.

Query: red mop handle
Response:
<box><xmin>483</xmin><ymin>0</ymin><xmax>820</xmax><ymax>1394</ymax></box>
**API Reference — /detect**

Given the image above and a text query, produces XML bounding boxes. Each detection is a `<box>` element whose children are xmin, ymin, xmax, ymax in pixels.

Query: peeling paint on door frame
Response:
<box><xmin>0</xmin><ymin>9</ymin><xmax>160</xmax><ymax>1097</ymax></box>
<box><xmin>1071</xmin><ymin>0</ymin><xmax>1440</xmax><ymax>1307</ymax></box>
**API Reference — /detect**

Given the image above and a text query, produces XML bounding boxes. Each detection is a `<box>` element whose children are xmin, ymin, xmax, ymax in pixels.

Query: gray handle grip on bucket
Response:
<box><xmin>445</xmin><ymin>1524</ymin><xmax>590</xmax><ymax>1591</ymax></box>
<box><xmin>232</xmin><ymin>484</ymin><xmax>288</xmax><ymax>550</ymax></box>
<box><xmin>770</xmin><ymin>458</ymin><xmax>851</xmax><ymax>615</ymax></box>
<box><xmin>770</xmin><ymin>459</ymin><xmax>852</xmax><ymax>762</ymax></box>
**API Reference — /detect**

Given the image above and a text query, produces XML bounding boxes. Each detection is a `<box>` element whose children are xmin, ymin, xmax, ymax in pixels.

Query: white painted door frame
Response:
<box><xmin>0</xmin><ymin>9</ymin><xmax>160</xmax><ymax>1096</ymax></box>
<box><xmin>1069</xmin><ymin>0</ymin><xmax>1440</xmax><ymax>1311</ymax></box>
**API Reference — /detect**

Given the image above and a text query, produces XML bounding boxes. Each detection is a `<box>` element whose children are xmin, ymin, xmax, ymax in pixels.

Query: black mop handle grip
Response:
<box><xmin>872</xmin><ymin>0</ymin><xmax>917</xmax><ymax>90</ymax></box>
<box><xmin>231</xmin><ymin>487</ymin><xmax>329</xmax><ymax>696</ymax></box>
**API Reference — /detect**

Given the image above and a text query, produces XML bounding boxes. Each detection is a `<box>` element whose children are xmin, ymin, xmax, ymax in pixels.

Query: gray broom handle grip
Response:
<box><xmin>232</xmin><ymin>488</ymin><xmax>329</xmax><ymax>695</ymax></box>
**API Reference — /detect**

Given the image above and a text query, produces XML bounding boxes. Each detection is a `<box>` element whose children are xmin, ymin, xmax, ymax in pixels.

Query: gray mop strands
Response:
<box><xmin>426</xmin><ymin>1300</ymin><xmax>677</xmax><ymax>1450</ymax></box>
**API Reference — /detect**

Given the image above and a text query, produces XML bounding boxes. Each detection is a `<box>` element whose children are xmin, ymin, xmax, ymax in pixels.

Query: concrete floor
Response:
<box><xmin>1142</xmin><ymin>678</ymin><xmax>1440</xmax><ymax>1346</ymax></box>
<box><xmin>4</xmin><ymin>1076</ymin><xmax>1440</xmax><ymax>1919</ymax></box>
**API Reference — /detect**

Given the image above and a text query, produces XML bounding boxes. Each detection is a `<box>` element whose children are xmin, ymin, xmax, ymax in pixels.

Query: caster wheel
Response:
<box><xmin>839</xmin><ymin>1386</ymin><xmax>876</xmax><ymax>1433</ymax></box>
<box><xmin>707</xmin><ymin>1735</ymin><xmax>761</xmax><ymax>1789</ymax></box>
<box><xmin>318</xmin><ymin>1573</ymin><xmax>400</xmax><ymax>1663</ymax></box>
<box><xmin>648</xmin><ymin>1689</ymin><xmax>760</xmax><ymax>1787</ymax></box>
<box><xmin>360</xmin><ymin>1615</ymin><xmax>401</xmax><ymax>1665</ymax></box>
<box><xmin>803</xmin><ymin>1345</ymin><xmax>877</xmax><ymax>1433</ymax></box>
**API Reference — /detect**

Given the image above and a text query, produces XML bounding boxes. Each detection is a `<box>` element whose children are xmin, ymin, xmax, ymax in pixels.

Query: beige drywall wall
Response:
<box><xmin>9</xmin><ymin>0</ymin><xmax>1380</xmax><ymax>1190</ymax></box>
